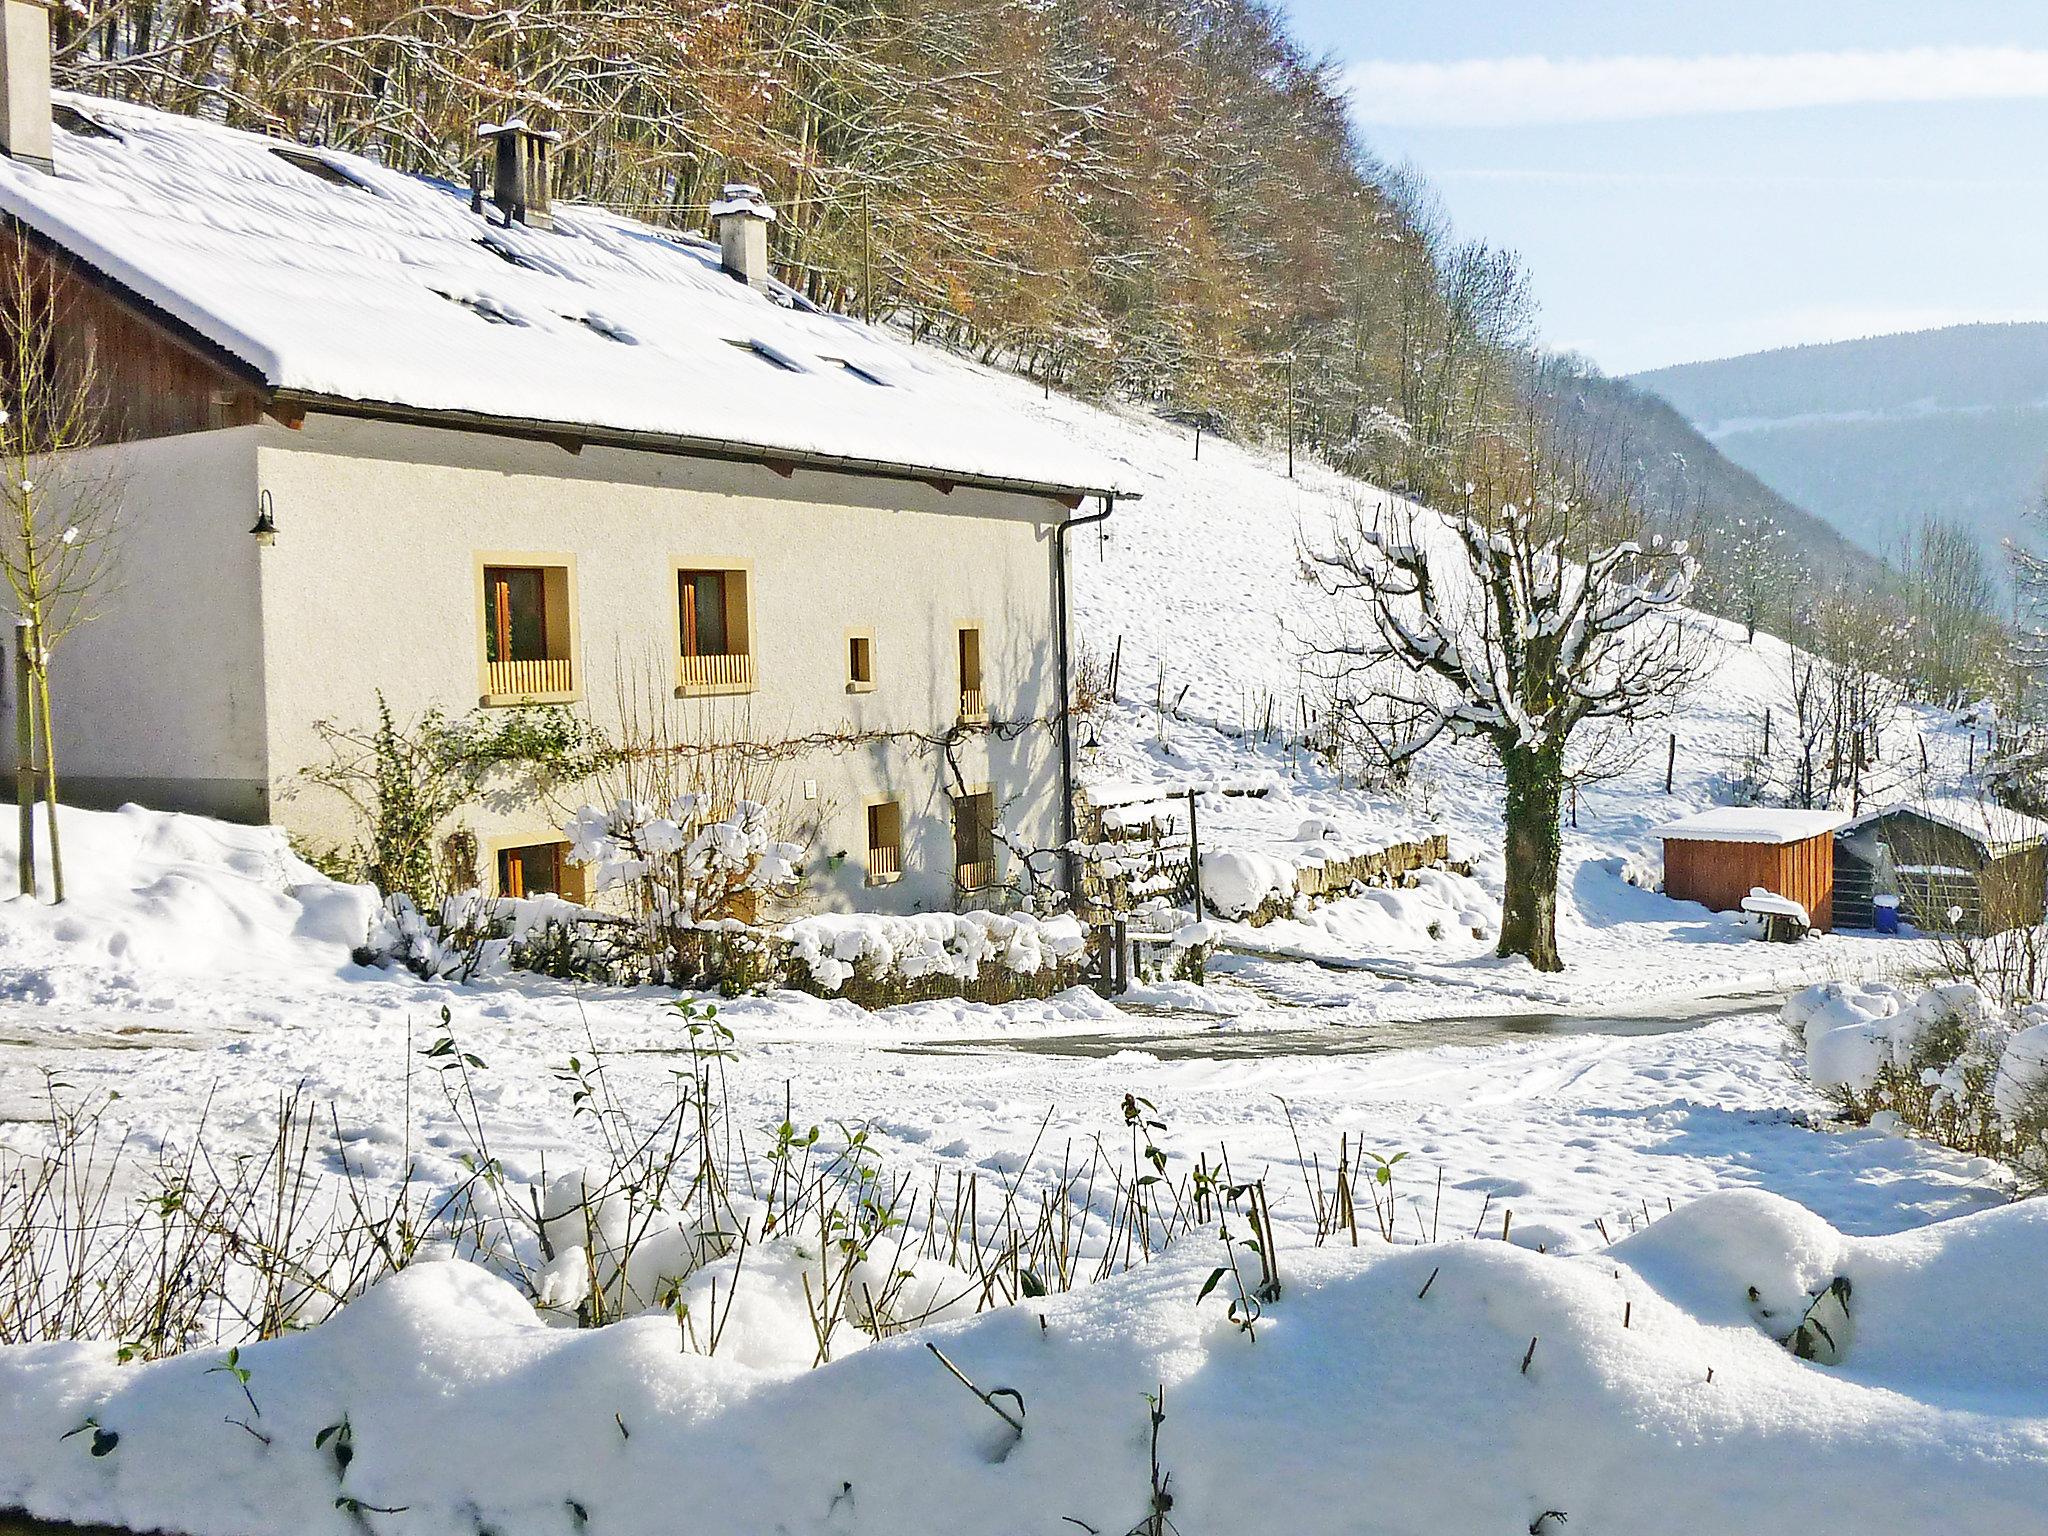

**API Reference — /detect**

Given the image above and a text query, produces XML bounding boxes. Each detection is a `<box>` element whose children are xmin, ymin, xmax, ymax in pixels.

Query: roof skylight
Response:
<box><xmin>52</xmin><ymin>103</ymin><xmax>119</xmax><ymax>141</ymax></box>
<box><xmin>432</xmin><ymin>289</ymin><xmax>528</xmax><ymax>327</ymax></box>
<box><xmin>726</xmin><ymin>337</ymin><xmax>807</xmax><ymax>373</ymax></box>
<box><xmin>821</xmin><ymin>356</ymin><xmax>892</xmax><ymax>387</ymax></box>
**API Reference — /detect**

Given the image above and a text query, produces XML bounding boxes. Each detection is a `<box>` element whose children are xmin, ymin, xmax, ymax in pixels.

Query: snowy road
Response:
<box><xmin>0</xmin><ymin>957</ymin><xmax>2004</xmax><ymax>1264</ymax></box>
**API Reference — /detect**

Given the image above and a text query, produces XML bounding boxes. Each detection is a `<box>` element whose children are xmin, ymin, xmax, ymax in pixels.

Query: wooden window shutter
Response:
<box><xmin>492</xmin><ymin>576</ymin><xmax>513</xmax><ymax>663</ymax></box>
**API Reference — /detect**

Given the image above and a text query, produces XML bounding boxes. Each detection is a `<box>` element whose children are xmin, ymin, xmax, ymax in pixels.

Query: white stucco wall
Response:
<box><xmin>251</xmin><ymin>415</ymin><xmax>1071</xmax><ymax>913</ymax></box>
<box><xmin>31</xmin><ymin>427</ymin><xmax>269</xmax><ymax>821</ymax></box>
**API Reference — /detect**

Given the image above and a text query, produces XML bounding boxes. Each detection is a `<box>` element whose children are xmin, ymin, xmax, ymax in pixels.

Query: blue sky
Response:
<box><xmin>1279</xmin><ymin>2</ymin><xmax>2048</xmax><ymax>373</ymax></box>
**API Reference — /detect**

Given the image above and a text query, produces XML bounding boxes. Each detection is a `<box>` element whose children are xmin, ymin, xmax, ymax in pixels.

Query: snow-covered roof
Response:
<box><xmin>1656</xmin><ymin>807</ymin><xmax>1850</xmax><ymax>846</ymax></box>
<box><xmin>0</xmin><ymin>96</ymin><xmax>1126</xmax><ymax>499</ymax></box>
<box><xmin>1844</xmin><ymin>796</ymin><xmax>2048</xmax><ymax>853</ymax></box>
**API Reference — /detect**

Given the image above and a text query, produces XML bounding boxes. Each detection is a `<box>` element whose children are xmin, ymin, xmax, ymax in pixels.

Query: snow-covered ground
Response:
<box><xmin>0</xmin><ymin>379</ymin><xmax>2038</xmax><ymax>1530</ymax></box>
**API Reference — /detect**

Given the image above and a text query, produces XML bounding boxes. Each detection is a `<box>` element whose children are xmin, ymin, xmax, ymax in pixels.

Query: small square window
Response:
<box><xmin>848</xmin><ymin>632</ymin><xmax>875</xmax><ymax>692</ymax></box>
<box><xmin>866</xmin><ymin>800</ymin><xmax>903</xmax><ymax>884</ymax></box>
<box><xmin>957</xmin><ymin>626</ymin><xmax>985</xmax><ymax>721</ymax></box>
<box><xmin>953</xmin><ymin>789</ymin><xmax>995</xmax><ymax>890</ymax></box>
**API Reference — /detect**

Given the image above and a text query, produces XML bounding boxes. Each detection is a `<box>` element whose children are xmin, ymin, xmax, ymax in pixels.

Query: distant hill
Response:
<box><xmin>1547</xmin><ymin>367</ymin><xmax>1888</xmax><ymax>593</ymax></box>
<box><xmin>1633</xmin><ymin>323</ymin><xmax>2048</xmax><ymax>573</ymax></box>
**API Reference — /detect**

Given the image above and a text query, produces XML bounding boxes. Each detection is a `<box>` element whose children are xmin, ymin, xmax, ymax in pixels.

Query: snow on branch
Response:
<box><xmin>1302</xmin><ymin>489</ymin><xmax>1698</xmax><ymax>761</ymax></box>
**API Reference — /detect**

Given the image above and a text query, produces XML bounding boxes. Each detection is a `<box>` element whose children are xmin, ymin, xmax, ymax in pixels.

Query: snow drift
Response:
<box><xmin>1</xmin><ymin>1189</ymin><xmax>2042</xmax><ymax>1536</ymax></box>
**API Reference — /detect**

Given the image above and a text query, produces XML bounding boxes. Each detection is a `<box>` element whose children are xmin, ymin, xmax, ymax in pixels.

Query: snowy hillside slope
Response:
<box><xmin>931</xmin><ymin>366</ymin><xmax>1974</xmax><ymax>1004</ymax></box>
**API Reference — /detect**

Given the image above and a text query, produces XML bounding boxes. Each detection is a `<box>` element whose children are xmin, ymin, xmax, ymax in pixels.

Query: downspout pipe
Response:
<box><xmin>1053</xmin><ymin>490</ymin><xmax>1124</xmax><ymax>903</ymax></box>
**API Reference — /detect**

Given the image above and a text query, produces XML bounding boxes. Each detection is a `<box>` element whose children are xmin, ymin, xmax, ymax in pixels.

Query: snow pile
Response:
<box><xmin>783</xmin><ymin>909</ymin><xmax>1087</xmax><ymax>994</ymax></box>
<box><xmin>1198</xmin><ymin>847</ymin><xmax>1298</xmax><ymax>919</ymax></box>
<box><xmin>1995</xmin><ymin>1019</ymin><xmax>2048</xmax><ymax>1125</ymax></box>
<box><xmin>1784</xmin><ymin>980</ymin><xmax>2048</xmax><ymax>1178</ymax></box>
<box><xmin>1785</xmin><ymin>980</ymin><xmax>2007</xmax><ymax>1097</ymax></box>
<box><xmin>0</xmin><ymin>803</ymin><xmax>377</xmax><ymax>1000</ymax></box>
<box><xmin>3</xmin><ymin>1190</ymin><xmax>2044</xmax><ymax>1536</ymax></box>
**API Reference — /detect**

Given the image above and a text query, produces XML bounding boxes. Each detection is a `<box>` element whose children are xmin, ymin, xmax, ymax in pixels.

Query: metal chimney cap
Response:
<box><xmin>477</xmin><ymin>118</ymin><xmax>560</xmax><ymax>142</ymax></box>
<box><xmin>709</xmin><ymin>183</ymin><xmax>775</xmax><ymax>223</ymax></box>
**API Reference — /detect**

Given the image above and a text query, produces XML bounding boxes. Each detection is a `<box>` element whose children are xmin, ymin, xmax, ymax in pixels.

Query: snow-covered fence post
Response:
<box><xmin>1665</xmin><ymin>733</ymin><xmax>1676</xmax><ymax>794</ymax></box>
<box><xmin>1185</xmin><ymin>789</ymin><xmax>1205</xmax><ymax>919</ymax></box>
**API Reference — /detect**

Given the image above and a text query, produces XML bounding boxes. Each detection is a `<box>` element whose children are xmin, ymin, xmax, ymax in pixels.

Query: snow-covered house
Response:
<box><xmin>0</xmin><ymin>2</ymin><xmax>1126</xmax><ymax>912</ymax></box>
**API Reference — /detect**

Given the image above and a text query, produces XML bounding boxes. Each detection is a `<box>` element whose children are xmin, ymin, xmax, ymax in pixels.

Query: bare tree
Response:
<box><xmin>0</xmin><ymin>238</ymin><xmax>122</xmax><ymax>901</ymax></box>
<box><xmin>1306</xmin><ymin>416</ymin><xmax>1697</xmax><ymax>970</ymax></box>
<box><xmin>1902</xmin><ymin>512</ymin><xmax>1999</xmax><ymax>704</ymax></box>
<box><xmin>1774</xmin><ymin>588</ymin><xmax>1914</xmax><ymax>812</ymax></box>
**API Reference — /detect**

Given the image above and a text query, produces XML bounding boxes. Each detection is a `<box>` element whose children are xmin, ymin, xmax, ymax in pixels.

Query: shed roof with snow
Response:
<box><xmin>1842</xmin><ymin>797</ymin><xmax>2048</xmax><ymax>859</ymax></box>
<box><xmin>1655</xmin><ymin>808</ymin><xmax>1852</xmax><ymax>846</ymax></box>
<box><xmin>0</xmin><ymin>94</ymin><xmax>1125</xmax><ymax>501</ymax></box>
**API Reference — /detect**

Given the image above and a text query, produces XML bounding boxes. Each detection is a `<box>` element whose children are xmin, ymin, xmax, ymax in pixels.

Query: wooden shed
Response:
<box><xmin>1835</xmin><ymin>798</ymin><xmax>2048</xmax><ymax>934</ymax></box>
<box><xmin>1656</xmin><ymin>808</ymin><xmax>1850</xmax><ymax>932</ymax></box>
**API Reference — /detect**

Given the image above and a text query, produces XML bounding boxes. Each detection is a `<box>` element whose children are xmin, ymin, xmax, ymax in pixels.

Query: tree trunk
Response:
<box><xmin>13</xmin><ymin>621</ymin><xmax>33</xmax><ymax>898</ymax></box>
<box><xmin>1497</xmin><ymin>742</ymin><xmax>1564</xmax><ymax>972</ymax></box>
<box><xmin>34</xmin><ymin>650</ymin><xmax>62</xmax><ymax>902</ymax></box>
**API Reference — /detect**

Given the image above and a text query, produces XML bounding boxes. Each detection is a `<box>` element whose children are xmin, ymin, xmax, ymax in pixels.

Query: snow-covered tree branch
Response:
<box><xmin>1305</xmin><ymin>433</ymin><xmax>1699</xmax><ymax>970</ymax></box>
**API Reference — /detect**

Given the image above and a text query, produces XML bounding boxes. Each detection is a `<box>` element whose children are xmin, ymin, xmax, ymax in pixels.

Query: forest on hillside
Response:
<box><xmin>53</xmin><ymin>0</ymin><xmax>1506</xmax><ymax>494</ymax></box>
<box><xmin>1637</xmin><ymin>324</ymin><xmax>2048</xmax><ymax>579</ymax></box>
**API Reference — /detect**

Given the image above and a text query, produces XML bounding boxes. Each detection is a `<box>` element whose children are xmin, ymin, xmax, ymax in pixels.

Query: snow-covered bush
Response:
<box><xmin>357</xmin><ymin>889</ymin><xmax>590</xmax><ymax>980</ymax></box>
<box><xmin>561</xmin><ymin>795</ymin><xmax>804</xmax><ymax>989</ymax></box>
<box><xmin>783</xmin><ymin>909</ymin><xmax>1088</xmax><ymax>1005</ymax></box>
<box><xmin>1784</xmin><ymin>979</ymin><xmax>2032</xmax><ymax>1173</ymax></box>
<box><xmin>567</xmin><ymin>794</ymin><xmax>802</xmax><ymax>916</ymax></box>
<box><xmin>1200</xmin><ymin>848</ymin><xmax>1298</xmax><ymax>921</ymax></box>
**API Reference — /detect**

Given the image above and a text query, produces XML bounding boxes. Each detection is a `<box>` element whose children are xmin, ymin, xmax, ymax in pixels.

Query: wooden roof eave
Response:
<box><xmin>267</xmin><ymin>388</ymin><xmax>1126</xmax><ymax>510</ymax></box>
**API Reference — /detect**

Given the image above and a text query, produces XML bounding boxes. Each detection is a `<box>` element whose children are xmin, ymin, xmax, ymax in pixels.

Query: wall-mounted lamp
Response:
<box><xmin>250</xmin><ymin>491</ymin><xmax>277</xmax><ymax>547</ymax></box>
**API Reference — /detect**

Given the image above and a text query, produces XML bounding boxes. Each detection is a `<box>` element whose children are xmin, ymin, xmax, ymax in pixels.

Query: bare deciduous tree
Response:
<box><xmin>0</xmin><ymin>238</ymin><xmax>123</xmax><ymax>901</ymax></box>
<box><xmin>1306</xmin><ymin>417</ymin><xmax>1697</xmax><ymax>971</ymax></box>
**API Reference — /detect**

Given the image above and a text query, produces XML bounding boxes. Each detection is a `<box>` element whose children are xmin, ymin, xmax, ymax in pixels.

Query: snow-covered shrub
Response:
<box><xmin>783</xmin><ymin>909</ymin><xmax>1088</xmax><ymax>1006</ymax></box>
<box><xmin>1785</xmin><ymin>980</ymin><xmax>2021</xmax><ymax>1167</ymax></box>
<box><xmin>563</xmin><ymin>795</ymin><xmax>804</xmax><ymax>990</ymax></box>
<box><xmin>356</xmin><ymin>889</ymin><xmax>588</xmax><ymax>980</ymax></box>
<box><xmin>1994</xmin><ymin>1016</ymin><xmax>2048</xmax><ymax>1185</ymax></box>
<box><xmin>1200</xmin><ymin>849</ymin><xmax>1297</xmax><ymax>921</ymax></box>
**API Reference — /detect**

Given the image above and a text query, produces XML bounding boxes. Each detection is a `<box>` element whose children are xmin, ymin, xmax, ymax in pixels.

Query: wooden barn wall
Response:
<box><xmin>0</xmin><ymin>237</ymin><xmax>264</xmax><ymax>444</ymax></box>
<box><xmin>1664</xmin><ymin>832</ymin><xmax>1835</xmax><ymax>931</ymax></box>
<box><xmin>1983</xmin><ymin>847</ymin><xmax>2047</xmax><ymax>934</ymax></box>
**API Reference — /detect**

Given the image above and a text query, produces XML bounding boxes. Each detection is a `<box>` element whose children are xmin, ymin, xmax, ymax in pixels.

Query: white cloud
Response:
<box><xmin>1346</xmin><ymin>48</ymin><xmax>2048</xmax><ymax>127</ymax></box>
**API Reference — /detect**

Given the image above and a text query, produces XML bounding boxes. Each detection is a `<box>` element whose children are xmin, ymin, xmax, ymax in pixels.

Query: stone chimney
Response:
<box><xmin>476</xmin><ymin>118</ymin><xmax>557</xmax><ymax>229</ymax></box>
<box><xmin>710</xmin><ymin>183</ymin><xmax>775</xmax><ymax>288</ymax></box>
<box><xmin>0</xmin><ymin>0</ymin><xmax>52</xmax><ymax>175</ymax></box>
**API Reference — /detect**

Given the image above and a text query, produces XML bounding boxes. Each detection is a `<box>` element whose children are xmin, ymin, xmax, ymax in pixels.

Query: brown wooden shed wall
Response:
<box><xmin>1662</xmin><ymin>831</ymin><xmax>1835</xmax><ymax>931</ymax></box>
<box><xmin>0</xmin><ymin>231</ymin><xmax>265</xmax><ymax>444</ymax></box>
